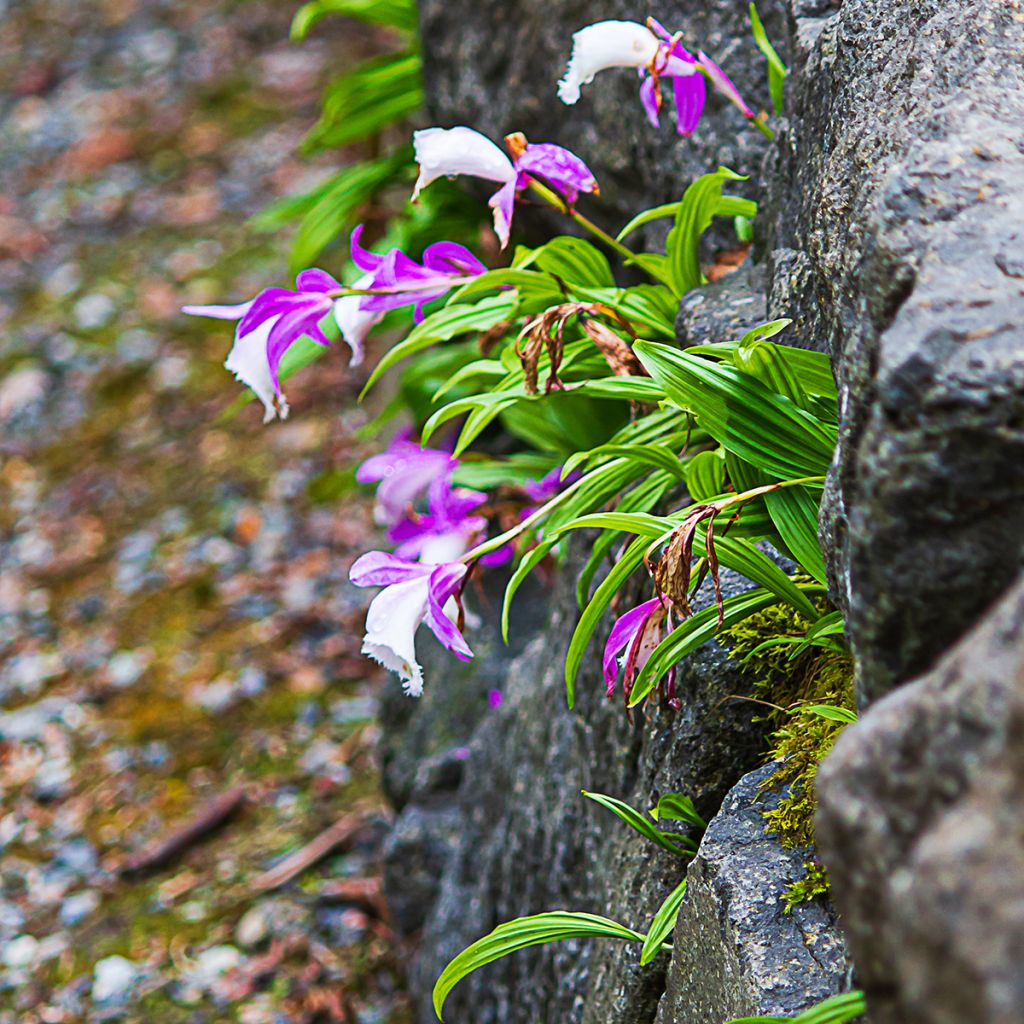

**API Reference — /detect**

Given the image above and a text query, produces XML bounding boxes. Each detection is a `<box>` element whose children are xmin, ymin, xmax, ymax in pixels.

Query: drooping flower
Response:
<box><xmin>183</xmin><ymin>270</ymin><xmax>380</xmax><ymax>422</ymax></box>
<box><xmin>559</xmin><ymin>18</ymin><xmax>757</xmax><ymax>139</ymax></box>
<box><xmin>355</xmin><ymin>432</ymin><xmax>458</xmax><ymax>528</ymax></box>
<box><xmin>350</xmin><ymin>551</ymin><xmax>471</xmax><ymax>696</ymax></box>
<box><xmin>557</xmin><ymin>19</ymin><xmax>696</xmax><ymax>106</ymax></box>
<box><xmin>412</xmin><ymin>127</ymin><xmax>598</xmax><ymax>247</ymax></box>
<box><xmin>603</xmin><ymin>595</ymin><xmax>678</xmax><ymax>705</ymax></box>
<box><xmin>349</xmin><ymin>226</ymin><xmax>486</xmax><ymax>323</ymax></box>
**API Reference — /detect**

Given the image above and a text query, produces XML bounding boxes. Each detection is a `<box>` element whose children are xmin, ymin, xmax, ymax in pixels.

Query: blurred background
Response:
<box><xmin>0</xmin><ymin>1</ymin><xmax>447</xmax><ymax>1020</ymax></box>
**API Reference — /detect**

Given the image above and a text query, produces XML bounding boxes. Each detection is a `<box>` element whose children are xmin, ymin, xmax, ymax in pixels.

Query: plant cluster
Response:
<box><xmin>185</xmin><ymin>3</ymin><xmax>863</xmax><ymax>1021</ymax></box>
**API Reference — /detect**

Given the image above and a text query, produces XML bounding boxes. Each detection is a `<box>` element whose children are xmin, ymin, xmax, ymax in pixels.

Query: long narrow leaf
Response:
<box><xmin>640</xmin><ymin>879</ymin><xmax>688</xmax><ymax>965</ymax></box>
<box><xmin>433</xmin><ymin>912</ymin><xmax>646</xmax><ymax>1021</ymax></box>
<box><xmin>583</xmin><ymin>791</ymin><xmax>693</xmax><ymax>856</ymax></box>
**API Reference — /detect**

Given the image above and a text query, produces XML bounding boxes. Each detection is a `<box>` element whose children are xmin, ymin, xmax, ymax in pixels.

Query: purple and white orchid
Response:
<box><xmin>603</xmin><ymin>595</ymin><xmax>679</xmax><ymax>707</ymax></box>
<box><xmin>558</xmin><ymin>18</ymin><xmax>757</xmax><ymax>138</ymax></box>
<box><xmin>349</xmin><ymin>551</ymin><xmax>471</xmax><ymax>697</ymax></box>
<box><xmin>183</xmin><ymin>270</ymin><xmax>380</xmax><ymax>422</ymax></box>
<box><xmin>355</xmin><ymin>432</ymin><xmax>459</xmax><ymax>528</ymax></box>
<box><xmin>412</xmin><ymin>127</ymin><xmax>598</xmax><ymax>247</ymax></box>
<box><xmin>349</xmin><ymin>225</ymin><xmax>486</xmax><ymax>323</ymax></box>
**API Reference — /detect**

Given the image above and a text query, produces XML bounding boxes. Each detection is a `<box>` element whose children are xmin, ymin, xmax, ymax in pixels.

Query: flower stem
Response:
<box><xmin>329</xmin><ymin>276</ymin><xmax>481</xmax><ymax>298</ymax></box>
<box><xmin>525</xmin><ymin>179</ymin><xmax>642</xmax><ymax>266</ymax></box>
<box><xmin>749</xmin><ymin>115</ymin><xmax>775</xmax><ymax>140</ymax></box>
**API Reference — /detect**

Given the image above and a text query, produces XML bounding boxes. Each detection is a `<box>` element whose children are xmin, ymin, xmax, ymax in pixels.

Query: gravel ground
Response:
<box><xmin>0</xmin><ymin>2</ymin><xmax>411</xmax><ymax>1021</ymax></box>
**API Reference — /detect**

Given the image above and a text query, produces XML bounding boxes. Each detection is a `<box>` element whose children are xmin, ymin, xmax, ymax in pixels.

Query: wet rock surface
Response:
<box><xmin>817</xmin><ymin>573</ymin><xmax>1024</xmax><ymax>1024</ymax></box>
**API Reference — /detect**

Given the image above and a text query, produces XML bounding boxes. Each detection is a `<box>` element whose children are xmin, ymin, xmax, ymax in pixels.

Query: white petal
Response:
<box><xmin>558</xmin><ymin>20</ymin><xmax>660</xmax><ymax>104</ymax></box>
<box><xmin>412</xmin><ymin>127</ymin><xmax>516</xmax><ymax>200</ymax></box>
<box><xmin>333</xmin><ymin>274</ymin><xmax>383</xmax><ymax>367</ymax></box>
<box><xmin>418</xmin><ymin>531</ymin><xmax>473</xmax><ymax>564</ymax></box>
<box><xmin>362</xmin><ymin>575</ymin><xmax>431</xmax><ymax>696</ymax></box>
<box><xmin>224</xmin><ymin>316</ymin><xmax>288</xmax><ymax>424</ymax></box>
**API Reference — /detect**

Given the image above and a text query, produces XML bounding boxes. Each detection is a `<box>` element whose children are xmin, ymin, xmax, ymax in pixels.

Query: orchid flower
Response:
<box><xmin>557</xmin><ymin>19</ymin><xmax>696</xmax><ymax>106</ymax></box>
<box><xmin>388</xmin><ymin>478</ymin><xmax>489</xmax><ymax>563</ymax></box>
<box><xmin>183</xmin><ymin>271</ymin><xmax>380</xmax><ymax>422</ymax></box>
<box><xmin>349</xmin><ymin>225</ymin><xmax>486</xmax><ymax>323</ymax></box>
<box><xmin>559</xmin><ymin>18</ymin><xmax>757</xmax><ymax>139</ymax></box>
<box><xmin>355</xmin><ymin>432</ymin><xmax>458</xmax><ymax>528</ymax></box>
<box><xmin>350</xmin><ymin>551</ymin><xmax>471</xmax><ymax>697</ymax></box>
<box><xmin>412</xmin><ymin>126</ymin><xmax>598</xmax><ymax>247</ymax></box>
<box><xmin>603</xmin><ymin>595</ymin><xmax>679</xmax><ymax>707</ymax></box>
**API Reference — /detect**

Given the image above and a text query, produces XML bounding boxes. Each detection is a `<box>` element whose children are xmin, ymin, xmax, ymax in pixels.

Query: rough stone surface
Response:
<box><xmin>817</xmin><ymin>573</ymin><xmax>1024</xmax><ymax>1024</ymax></box>
<box><xmin>418</xmin><ymin>0</ymin><xmax>786</xmax><ymax>250</ymax></box>
<box><xmin>658</xmin><ymin>764</ymin><xmax>849</xmax><ymax>1024</ymax></box>
<box><xmin>675</xmin><ymin>264</ymin><xmax>767</xmax><ymax>348</ymax></box>
<box><xmin>766</xmin><ymin>0</ymin><xmax>1024</xmax><ymax>702</ymax></box>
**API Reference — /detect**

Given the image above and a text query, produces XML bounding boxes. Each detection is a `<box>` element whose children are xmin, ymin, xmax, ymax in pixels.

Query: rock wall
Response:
<box><xmin>381</xmin><ymin>1</ymin><xmax>1024</xmax><ymax>1022</ymax></box>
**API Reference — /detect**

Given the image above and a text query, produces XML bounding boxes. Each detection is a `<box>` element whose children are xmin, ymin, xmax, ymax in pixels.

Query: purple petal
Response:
<box><xmin>349</xmin><ymin>225</ymin><xmax>387</xmax><ymax>273</ymax></box>
<box><xmin>515</xmin><ymin>143</ymin><xmax>598</xmax><ymax>205</ymax></box>
<box><xmin>296</xmin><ymin>268</ymin><xmax>340</xmax><ymax>294</ymax></box>
<box><xmin>673</xmin><ymin>71</ymin><xmax>706</xmax><ymax>136</ymax></box>
<box><xmin>238</xmin><ymin>288</ymin><xmax>306</xmax><ymax>336</ymax></box>
<box><xmin>698</xmin><ymin>51</ymin><xmax>754</xmax><ymax>118</ymax></box>
<box><xmin>424</xmin><ymin>562</ymin><xmax>472</xmax><ymax>660</ymax></box>
<box><xmin>265</xmin><ymin>307</ymin><xmax>315</xmax><ymax>389</ymax></box>
<box><xmin>602</xmin><ymin>597</ymin><xmax>664</xmax><ymax>695</ymax></box>
<box><xmin>489</xmin><ymin>179</ymin><xmax>517</xmax><ymax>248</ymax></box>
<box><xmin>421</xmin><ymin>241</ymin><xmax>487</xmax><ymax>277</ymax></box>
<box><xmin>639</xmin><ymin>75</ymin><xmax>661</xmax><ymax>129</ymax></box>
<box><xmin>350</xmin><ymin>550</ymin><xmax>431</xmax><ymax>587</ymax></box>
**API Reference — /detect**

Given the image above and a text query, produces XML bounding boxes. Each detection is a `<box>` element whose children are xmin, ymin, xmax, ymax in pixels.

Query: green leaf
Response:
<box><xmin>804</xmin><ymin>705</ymin><xmax>858</xmax><ymax>724</ymax></box>
<box><xmin>531</xmin><ymin>236</ymin><xmax>615</xmax><ymax>287</ymax></box>
<box><xmin>725</xmin><ymin>989</ymin><xmax>867</xmax><ymax>1023</ymax></box>
<box><xmin>634</xmin><ymin>342</ymin><xmax>836</xmax><ymax>479</ymax></box>
<box><xmin>640</xmin><ymin>879</ymin><xmax>688</xmax><ymax>965</ymax></box>
<box><xmin>649</xmin><ymin>793</ymin><xmax>706</xmax><ymax>829</ymax></box>
<box><xmin>572</xmin><ymin>284</ymin><xmax>678</xmax><ymax>339</ymax></box>
<box><xmin>582</xmin><ymin>792</ymin><xmax>694</xmax><ymax>856</ymax></box>
<box><xmin>291</xmin><ymin>0</ymin><xmax>418</xmax><ymax>37</ymax></box>
<box><xmin>617</xmin><ymin>196</ymin><xmax>757</xmax><ymax>243</ymax></box>
<box><xmin>629</xmin><ymin>586</ymin><xmax>825</xmax><ymax>707</ymax></box>
<box><xmin>565</xmin><ymin>535</ymin><xmax>651</xmax><ymax>708</ymax></box>
<box><xmin>305</xmin><ymin>51</ymin><xmax>422</xmax><ymax>152</ymax></box>
<box><xmin>763</xmin><ymin>485</ymin><xmax>828</xmax><ymax>585</ymax></box>
<box><xmin>714</xmin><ymin>535</ymin><xmax>821</xmax><ymax>621</ymax></box>
<box><xmin>666</xmin><ymin>167</ymin><xmax>748</xmax><ymax>297</ymax></box>
<box><xmin>687</xmin><ymin>340</ymin><xmax>837</xmax><ymax>403</ymax></box>
<box><xmin>684</xmin><ymin>450</ymin><xmax>726</xmax><ymax>502</ymax></box>
<box><xmin>564</xmin><ymin>444</ymin><xmax>687</xmax><ymax>483</ymax></box>
<box><xmin>288</xmin><ymin>148</ymin><xmax>411</xmax><ymax>272</ymax></box>
<box><xmin>360</xmin><ymin>293</ymin><xmax>517</xmax><ymax>396</ymax></box>
<box><xmin>749</xmin><ymin>3</ymin><xmax>788</xmax><ymax>116</ymax></box>
<box><xmin>433</xmin><ymin>912</ymin><xmax>646</xmax><ymax>1021</ymax></box>
<box><xmin>501</xmin><ymin>537</ymin><xmax>560</xmax><ymax>642</ymax></box>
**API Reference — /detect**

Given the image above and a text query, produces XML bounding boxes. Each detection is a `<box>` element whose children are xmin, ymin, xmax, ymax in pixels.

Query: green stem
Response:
<box><xmin>526</xmin><ymin>179</ymin><xmax>641</xmax><ymax>266</ymax></box>
<box><xmin>749</xmin><ymin>115</ymin><xmax>775</xmax><ymax>140</ymax></box>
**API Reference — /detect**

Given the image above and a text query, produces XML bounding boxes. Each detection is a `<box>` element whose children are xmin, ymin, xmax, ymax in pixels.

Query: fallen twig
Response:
<box><xmin>120</xmin><ymin>787</ymin><xmax>246</xmax><ymax>876</ymax></box>
<box><xmin>249</xmin><ymin>807</ymin><xmax>376</xmax><ymax>893</ymax></box>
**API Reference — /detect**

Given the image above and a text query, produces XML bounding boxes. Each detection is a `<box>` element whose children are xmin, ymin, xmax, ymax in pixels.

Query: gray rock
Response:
<box><xmin>675</xmin><ymin>264</ymin><xmax>767</xmax><ymax>349</ymax></box>
<box><xmin>817</xmin><ymin>572</ymin><xmax>1024</xmax><ymax>1024</ymax></box>
<box><xmin>765</xmin><ymin>0</ymin><xmax>1024</xmax><ymax>703</ymax></box>
<box><xmin>658</xmin><ymin>763</ymin><xmax>850</xmax><ymax>1023</ymax></box>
